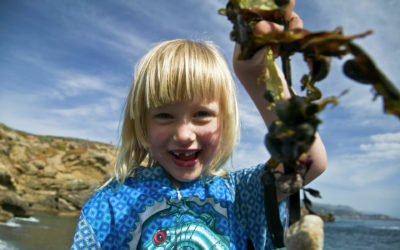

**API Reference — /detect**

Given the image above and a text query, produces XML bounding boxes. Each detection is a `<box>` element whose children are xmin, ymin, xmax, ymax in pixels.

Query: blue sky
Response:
<box><xmin>1</xmin><ymin>0</ymin><xmax>399</xmax><ymax>218</ymax></box>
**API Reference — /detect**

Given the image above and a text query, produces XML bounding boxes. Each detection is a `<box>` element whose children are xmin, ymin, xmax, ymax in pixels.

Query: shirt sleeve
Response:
<box><xmin>227</xmin><ymin>163</ymin><xmax>288</xmax><ymax>250</ymax></box>
<box><xmin>71</xmin><ymin>212</ymin><xmax>102</xmax><ymax>250</ymax></box>
<box><xmin>71</xmin><ymin>189</ymin><xmax>113</xmax><ymax>250</ymax></box>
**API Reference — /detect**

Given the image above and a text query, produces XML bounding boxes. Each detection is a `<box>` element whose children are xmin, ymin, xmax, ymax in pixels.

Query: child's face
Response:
<box><xmin>146</xmin><ymin>100</ymin><xmax>221</xmax><ymax>184</ymax></box>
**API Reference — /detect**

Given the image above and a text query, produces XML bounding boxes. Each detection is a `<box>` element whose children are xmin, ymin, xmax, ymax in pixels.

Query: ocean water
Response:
<box><xmin>0</xmin><ymin>214</ymin><xmax>399</xmax><ymax>249</ymax></box>
<box><xmin>0</xmin><ymin>212</ymin><xmax>78</xmax><ymax>250</ymax></box>
<box><xmin>324</xmin><ymin>218</ymin><xmax>400</xmax><ymax>250</ymax></box>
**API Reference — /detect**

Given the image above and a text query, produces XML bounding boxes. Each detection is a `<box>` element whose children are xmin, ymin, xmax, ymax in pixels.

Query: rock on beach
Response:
<box><xmin>285</xmin><ymin>214</ymin><xmax>324</xmax><ymax>250</ymax></box>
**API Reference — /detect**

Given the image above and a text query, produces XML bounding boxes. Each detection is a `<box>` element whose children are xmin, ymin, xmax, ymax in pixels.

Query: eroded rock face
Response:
<box><xmin>0</xmin><ymin>190</ymin><xmax>31</xmax><ymax>222</ymax></box>
<box><xmin>0</xmin><ymin>124</ymin><xmax>115</xmax><ymax>221</ymax></box>
<box><xmin>285</xmin><ymin>215</ymin><xmax>324</xmax><ymax>250</ymax></box>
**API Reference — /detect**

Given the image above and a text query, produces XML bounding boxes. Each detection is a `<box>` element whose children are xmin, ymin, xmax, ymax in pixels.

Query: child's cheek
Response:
<box><xmin>146</xmin><ymin>125</ymin><xmax>169</xmax><ymax>153</ymax></box>
<box><xmin>200</xmin><ymin>126</ymin><xmax>222</xmax><ymax>150</ymax></box>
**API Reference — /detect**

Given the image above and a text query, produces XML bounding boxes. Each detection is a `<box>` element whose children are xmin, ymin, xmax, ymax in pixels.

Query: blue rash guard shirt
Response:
<box><xmin>71</xmin><ymin>164</ymin><xmax>287</xmax><ymax>249</ymax></box>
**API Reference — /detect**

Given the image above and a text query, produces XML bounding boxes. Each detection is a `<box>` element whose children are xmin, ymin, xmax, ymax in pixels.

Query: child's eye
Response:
<box><xmin>154</xmin><ymin>113</ymin><xmax>173</xmax><ymax>119</ymax></box>
<box><xmin>195</xmin><ymin>111</ymin><xmax>211</xmax><ymax>117</ymax></box>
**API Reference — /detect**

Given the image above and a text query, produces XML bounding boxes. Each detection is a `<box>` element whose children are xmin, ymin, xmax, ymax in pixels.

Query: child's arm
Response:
<box><xmin>233</xmin><ymin>6</ymin><xmax>327</xmax><ymax>201</ymax></box>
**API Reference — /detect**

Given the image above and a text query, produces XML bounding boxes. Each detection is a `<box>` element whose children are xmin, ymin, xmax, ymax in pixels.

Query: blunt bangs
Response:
<box><xmin>142</xmin><ymin>40</ymin><xmax>228</xmax><ymax>109</ymax></box>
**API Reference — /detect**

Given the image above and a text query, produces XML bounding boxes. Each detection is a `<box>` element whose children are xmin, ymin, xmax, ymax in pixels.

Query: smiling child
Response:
<box><xmin>71</xmin><ymin>3</ymin><xmax>327</xmax><ymax>249</ymax></box>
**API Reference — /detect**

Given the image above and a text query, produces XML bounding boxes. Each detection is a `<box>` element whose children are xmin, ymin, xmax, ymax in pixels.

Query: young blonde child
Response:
<box><xmin>71</xmin><ymin>4</ymin><xmax>327</xmax><ymax>249</ymax></box>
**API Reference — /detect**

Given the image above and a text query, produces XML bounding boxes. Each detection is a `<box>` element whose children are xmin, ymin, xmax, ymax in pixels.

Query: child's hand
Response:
<box><xmin>231</xmin><ymin>0</ymin><xmax>303</xmax><ymax>127</ymax></box>
<box><xmin>233</xmin><ymin>0</ymin><xmax>303</xmax><ymax>85</ymax></box>
<box><xmin>231</xmin><ymin>1</ymin><xmax>327</xmax><ymax>200</ymax></box>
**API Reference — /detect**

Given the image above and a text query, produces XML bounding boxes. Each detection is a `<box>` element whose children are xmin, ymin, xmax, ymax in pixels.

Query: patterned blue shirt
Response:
<box><xmin>71</xmin><ymin>164</ymin><xmax>287</xmax><ymax>249</ymax></box>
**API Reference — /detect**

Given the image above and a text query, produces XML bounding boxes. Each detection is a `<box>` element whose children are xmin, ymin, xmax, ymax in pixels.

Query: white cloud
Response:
<box><xmin>231</xmin><ymin>143</ymin><xmax>270</xmax><ymax>171</ymax></box>
<box><xmin>311</xmin><ymin>130</ymin><xmax>400</xmax><ymax>217</ymax></box>
<box><xmin>311</xmin><ymin>181</ymin><xmax>400</xmax><ymax>217</ymax></box>
<box><xmin>238</xmin><ymin>99</ymin><xmax>266</xmax><ymax>135</ymax></box>
<box><xmin>0</xmin><ymin>90</ymin><xmax>121</xmax><ymax>143</ymax></box>
<box><xmin>359</xmin><ymin>132</ymin><xmax>400</xmax><ymax>160</ymax></box>
<box><xmin>55</xmin><ymin>72</ymin><xmax>127</xmax><ymax>98</ymax></box>
<box><xmin>83</xmin><ymin>17</ymin><xmax>152</xmax><ymax>58</ymax></box>
<box><xmin>368</xmin><ymin>132</ymin><xmax>400</xmax><ymax>143</ymax></box>
<box><xmin>12</xmin><ymin>49</ymin><xmax>125</xmax><ymax>90</ymax></box>
<box><xmin>57</xmin><ymin>74</ymin><xmax>108</xmax><ymax>96</ymax></box>
<box><xmin>348</xmin><ymin>165</ymin><xmax>398</xmax><ymax>187</ymax></box>
<box><xmin>317</xmin><ymin>131</ymin><xmax>400</xmax><ymax>188</ymax></box>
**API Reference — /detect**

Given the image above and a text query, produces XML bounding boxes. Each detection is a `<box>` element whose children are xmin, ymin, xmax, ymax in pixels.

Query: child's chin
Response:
<box><xmin>164</xmin><ymin>165</ymin><xmax>204</xmax><ymax>183</ymax></box>
<box><xmin>174</xmin><ymin>173</ymin><xmax>202</xmax><ymax>183</ymax></box>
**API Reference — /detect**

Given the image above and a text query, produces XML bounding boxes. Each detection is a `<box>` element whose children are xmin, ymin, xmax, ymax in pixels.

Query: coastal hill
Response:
<box><xmin>0</xmin><ymin>123</ymin><xmax>115</xmax><ymax>221</ymax></box>
<box><xmin>311</xmin><ymin>203</ymin><xmax>398</xmax><ymax>220</ymax></box>
<box><xmin>0</xmin><ymin>123</ymin><xmax>397</xmax><ymax>222</ymax></box>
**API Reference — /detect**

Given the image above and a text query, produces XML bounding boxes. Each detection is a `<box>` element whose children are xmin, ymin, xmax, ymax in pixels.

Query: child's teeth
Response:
<box><xmin>172</xmin><ymin>151</ymin><xmax>197</xmax><ymax>158</ymax></box>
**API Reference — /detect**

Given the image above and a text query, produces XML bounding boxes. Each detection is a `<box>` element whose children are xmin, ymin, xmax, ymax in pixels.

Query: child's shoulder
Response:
<box><xmin>83</xmin><ymin>166</ymin><xmax>171</xmax><ymax>204</ymax></box>
<box><xmin>226</xmin><ymin>163</ymin><xmax>265</xmax><ymax>182</ymax></box>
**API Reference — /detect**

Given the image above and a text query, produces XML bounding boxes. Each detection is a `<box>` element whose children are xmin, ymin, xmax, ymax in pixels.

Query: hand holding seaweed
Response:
<box><xmin>220</xmin><ymin>0</ymin><xmax>400</xmax><ymax>206</ymax></box>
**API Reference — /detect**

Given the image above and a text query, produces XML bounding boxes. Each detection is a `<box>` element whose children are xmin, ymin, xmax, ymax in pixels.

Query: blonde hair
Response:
<box><xmin>112</xmin><ymin>39</ymin><xmax>239</xmax><ymax>185</ymax></box>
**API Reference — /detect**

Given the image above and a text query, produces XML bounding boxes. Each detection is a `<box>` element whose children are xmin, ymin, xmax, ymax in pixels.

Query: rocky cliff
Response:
<box><xmin>0</xmin><ymin>123</ymin><xmax>115</xmax><ymax>221</ymax></box>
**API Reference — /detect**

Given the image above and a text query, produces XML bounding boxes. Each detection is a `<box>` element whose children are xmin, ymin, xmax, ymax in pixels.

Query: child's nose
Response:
<box><xmin>173</xmin><ymin>122</ymin><xmax>196</xmax><ymax>144</ymax></box>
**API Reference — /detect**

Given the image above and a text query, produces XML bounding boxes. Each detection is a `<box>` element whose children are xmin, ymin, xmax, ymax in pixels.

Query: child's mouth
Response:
<box><xmin>169</xmin><ymin>150</ymin><xmax>200</xmax><ymax>167</ymax></box>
